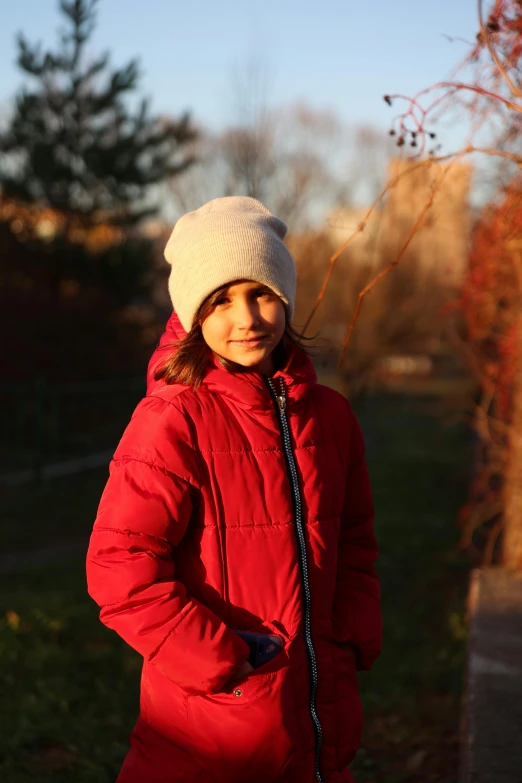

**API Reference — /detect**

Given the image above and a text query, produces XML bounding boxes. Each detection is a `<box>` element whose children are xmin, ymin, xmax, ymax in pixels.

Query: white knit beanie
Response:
<box><xmin>164</xmin><ymin>196</ymin><xmax>296</xmax><ymax>332</ymax></box>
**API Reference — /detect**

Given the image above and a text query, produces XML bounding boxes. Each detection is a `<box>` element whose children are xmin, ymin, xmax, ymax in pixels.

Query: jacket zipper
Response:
<box><xmin>265</xmin><ymin>376</ymin><xmax>324</xmax><ymax>783</ymax></box>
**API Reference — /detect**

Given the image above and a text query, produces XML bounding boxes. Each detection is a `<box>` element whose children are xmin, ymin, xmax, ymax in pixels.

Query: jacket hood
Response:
<box><xmin>146</xmin><ymin>311</ymin><xmax>317</xmax><ymax>411</ymax></box>
<box><xmin>146</xmin><ymin>311</ymin><xmax>187</xmax><ymax>394</ymax></box>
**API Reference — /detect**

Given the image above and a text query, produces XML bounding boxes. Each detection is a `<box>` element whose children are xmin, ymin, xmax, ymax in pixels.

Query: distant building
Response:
<box><xmin>382</xmin><ymin>158</ymin><xmax>472</xmax><ymax>286</ymax></box>
<box><xmin>325</xmin><ymin>157</ymin><xmax>472</xmax><ymax>287</ymax></box>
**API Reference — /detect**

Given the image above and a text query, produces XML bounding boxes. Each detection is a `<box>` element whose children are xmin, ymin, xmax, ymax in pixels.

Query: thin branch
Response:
<box><xmin>483</xmin><ymin>519</ymin><xmax>503</xmax><ymax>566</ymax></box>
<box><xmin>302</xmin><ymin>142</ymin><xmax>522</xmax><ymax>342</ymax></box>
<box><xmin>469</xmin><ymin>145</ymin><xmax>522</xmax><ymax>164</ymax></box>
<box><xmin>460</xmin><ymin>501</ymin><xmax>503</xmax><ymax>549</ymax></box>
<box><xmin>477</xmin><ymin>0</ymin><xmax>522</xmax><ymax>99</ymax></box>
<box><xmin>389</xmin><ymin>82</ymin><xmax>522</xmax><ymax>119</ymax></box>
<box><xmin>442</xmin><ymin>33</ymin><xmax>476</xmax><ymax>47</ymax></box>
<box><xmin>301</xmin><ymin>155</ymin><xmax>455</xmax><ymax>335</ymax></box>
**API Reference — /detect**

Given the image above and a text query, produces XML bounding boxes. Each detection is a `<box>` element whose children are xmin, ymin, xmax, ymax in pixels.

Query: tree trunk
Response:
<box><xmin>502</xmin><ymin>319</ymin><xmax>522</xmax><ymax>569</ymax></box>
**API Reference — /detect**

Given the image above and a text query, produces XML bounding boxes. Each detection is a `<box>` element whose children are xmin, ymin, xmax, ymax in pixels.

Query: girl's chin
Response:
<box><xmin>224</xmin><ymin>349</ymin><xmax>274</xmax><ymax>372</ymax></box>
<box><xmin>226</xmin><ymin>345</ymin><xmax>270</xmax><ymax>361</ymax></box>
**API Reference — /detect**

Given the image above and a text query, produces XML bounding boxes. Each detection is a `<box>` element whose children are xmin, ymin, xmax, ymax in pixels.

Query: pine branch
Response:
<box><xmin>0</xmin><ymin>0</ymin><xmax>197</xmax><ymax>225</ymax></box>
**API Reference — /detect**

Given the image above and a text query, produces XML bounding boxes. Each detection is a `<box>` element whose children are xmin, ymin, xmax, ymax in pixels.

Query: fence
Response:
<box><xmin>0</xmin><ymin>376</ymin><xmax>145</xmax><ymax>483</ymax></box>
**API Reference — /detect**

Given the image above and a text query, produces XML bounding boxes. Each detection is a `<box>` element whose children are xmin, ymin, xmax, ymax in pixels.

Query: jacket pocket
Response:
<box><xmin>332</xmin><ymin>643</ymin><xmax>363</xmax><ymax>767</ymax></box>
<box><xmin>186</xmin><ymin>653</ymin><xmax>298</xmax><ymax>782</ymax></box>
<box><xmin>189</xmin><ymin>640</ymin><xmax>289</xmax><ymax>707</ymax></box>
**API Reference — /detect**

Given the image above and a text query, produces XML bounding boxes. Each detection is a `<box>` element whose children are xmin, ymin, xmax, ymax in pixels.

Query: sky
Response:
<box><xmin>0</xmin><ymin>0</ymin><xmax>479</xmax><ymax>145</ymax></box>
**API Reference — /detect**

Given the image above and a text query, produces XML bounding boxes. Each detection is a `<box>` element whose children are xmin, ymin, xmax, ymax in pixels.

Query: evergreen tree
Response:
<box><xmin>0</xmin><ymin>0</ymin><xmax>197</xmax><ymax>226</ymax></box>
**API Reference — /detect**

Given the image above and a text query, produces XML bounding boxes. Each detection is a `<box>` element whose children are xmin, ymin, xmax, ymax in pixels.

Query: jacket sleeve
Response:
<box><xmin>86</xmin><ymin>396</ymin><xmax>250</xmax><ymax>695</ymax></box>
<box><xmin>331</xmin><ymin>408</ymin><xmax>382</xmax><ymax>670</ymax></box>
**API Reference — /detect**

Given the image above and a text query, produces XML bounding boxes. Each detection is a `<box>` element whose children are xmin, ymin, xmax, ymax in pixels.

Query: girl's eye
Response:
<box><xmin>214</xmin><ymin>296</ymin><xmax>230</xmax><ymax>306</ymax></box>
<box><xmin>256</xmin><ymin>290</ymin><xmax>271</xmax><ymax>299</ymax></box>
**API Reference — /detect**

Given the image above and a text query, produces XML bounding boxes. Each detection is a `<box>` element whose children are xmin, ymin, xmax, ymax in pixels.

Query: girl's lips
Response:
<box><xmin>229</xmin><ymin>337</ymin><xmax>267</xmax><ymax>348</ymax></box>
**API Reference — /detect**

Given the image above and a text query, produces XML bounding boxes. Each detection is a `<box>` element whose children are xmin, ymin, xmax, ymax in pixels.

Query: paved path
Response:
<box><xmin>463</xmin><ymin>568</ymin><xmax>522</xmax><ymax>782</ymax></box>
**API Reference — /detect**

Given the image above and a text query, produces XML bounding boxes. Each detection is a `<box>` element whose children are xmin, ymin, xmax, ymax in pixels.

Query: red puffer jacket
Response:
<box><xmin>87</xmin><ymin>313</ymin><xmax>381</xmax><ymax>783</ymax></box>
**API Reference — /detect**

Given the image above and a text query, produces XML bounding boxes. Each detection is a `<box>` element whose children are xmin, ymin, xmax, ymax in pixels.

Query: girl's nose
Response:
<box><xmin>234</xmin><ymin>299</ymin><xmax>260</xmax><ymax>329</ymax></box>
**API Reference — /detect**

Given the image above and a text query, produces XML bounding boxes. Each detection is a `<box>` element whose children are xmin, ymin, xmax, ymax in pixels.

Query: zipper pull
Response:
<box><xmin>277</xmin><ymin>379</ymin><xmax>286</xmax><ymax>413</ymax></box>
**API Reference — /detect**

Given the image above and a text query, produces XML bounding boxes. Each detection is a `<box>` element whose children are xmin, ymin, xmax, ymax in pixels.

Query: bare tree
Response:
<box><xmin>165</xmin><ymin>55</ymin><xmax>389</xmax><ymax>230</ymax></box>
<box><xmin>347</xmin><ymin>125</ymin><xmax>396</xmax><ymax>203</ymax></box>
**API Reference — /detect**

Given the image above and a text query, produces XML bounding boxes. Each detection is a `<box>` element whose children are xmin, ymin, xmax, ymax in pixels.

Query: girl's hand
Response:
<box><xmin>224</xmin><ymin>660</ymin><xmax>254</xmax><ymax>688</ymax></box>
<box><xmin>235</xmin><ymin>660</ymin><xmax>255</xmax><ymax>679</ymax></box>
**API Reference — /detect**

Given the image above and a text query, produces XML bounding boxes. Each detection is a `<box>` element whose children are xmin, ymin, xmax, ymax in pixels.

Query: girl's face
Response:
<box><xmin>201</xmin><ymin>280</ymin><xmax>286</xmax><ymax>375</ymax></box>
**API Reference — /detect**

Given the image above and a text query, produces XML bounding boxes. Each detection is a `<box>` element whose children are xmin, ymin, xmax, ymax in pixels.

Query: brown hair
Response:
<box><xmin>154</xmin><ymin>284</ymin><xmax>314</xmax><ymax>388</ymax></box>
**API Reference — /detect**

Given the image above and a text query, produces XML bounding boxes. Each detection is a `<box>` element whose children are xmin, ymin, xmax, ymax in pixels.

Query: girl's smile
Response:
<box><xmin>228</xmin><ymin>336</ymin><xmax>267</xmax><ymax>347</ymax></box>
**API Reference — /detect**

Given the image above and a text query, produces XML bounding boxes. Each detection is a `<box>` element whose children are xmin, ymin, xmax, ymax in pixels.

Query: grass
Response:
<box><xmin>0</xmin><ymin>562</ymin><xmax>140</xmax><ymax>782</ymax></box>
<box><xmin>352</xmin><ymin>395</ymin><xmax>472</xmax><ymax>783</ymax></box>
<box><xmin>0</xmin><ymin>394</ymin><xmax>472</xmax><ymax>783</ymax></box>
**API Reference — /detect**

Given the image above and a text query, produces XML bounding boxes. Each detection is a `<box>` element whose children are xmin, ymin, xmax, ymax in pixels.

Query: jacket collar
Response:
<box><xmin>147</xmin><ymin>311</ymin><xmax>317</xmax><ymax>412</ymax></box>
<box><xmin>202</xmin><ymin>341</ymin><xmax>316</xmax><ymax>413</ymax></box>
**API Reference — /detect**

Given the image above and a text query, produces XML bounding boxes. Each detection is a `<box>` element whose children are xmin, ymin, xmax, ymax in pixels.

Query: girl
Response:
<box><xmin>87</xmin><ymin>196</ymin><xmax>381</xmax><ymax>783</ymax></box>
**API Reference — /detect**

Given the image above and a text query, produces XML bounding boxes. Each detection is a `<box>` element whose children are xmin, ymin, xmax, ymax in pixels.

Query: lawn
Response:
<box><xmin>0</xmin><ymin>394</ymin><xmax>472</xmax><ymax>782</ymax></box>
<box><xmin>352</xmin><ymin>395</ymin><xmax>471</xmax><ymax>782</ymax></box>
<box><xmin>0</xmin><ymin>560</ymin><xmax>140</xmax><ymax>782</ymax></box>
